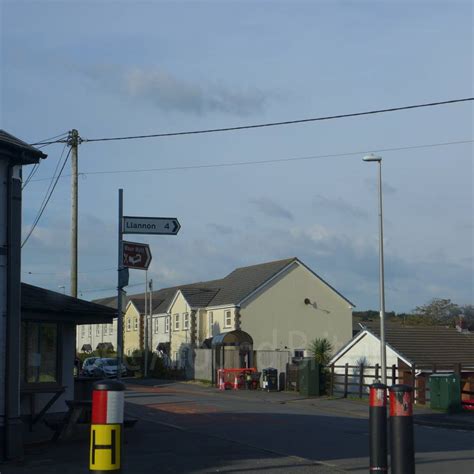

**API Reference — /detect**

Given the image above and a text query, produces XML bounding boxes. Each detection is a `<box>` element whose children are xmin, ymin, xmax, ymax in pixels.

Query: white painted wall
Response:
<box><xmin>240</xmin><ymin>263</ymin><xmax>353</xmax><ymax>356</ymax></box>
<box><xmin>331</xmin><ymin>331</ymin><xmax>401</xmax><ymax>371</ymax></box>
<box><xmin>151</xmin><ymin>314</ymin><xmax>170</xmax><ymax>351</ymax></box>
<box><xmin>76</xmin><ymin>320</ymin><xmax>117</xmax><ymax>352</ymax></box>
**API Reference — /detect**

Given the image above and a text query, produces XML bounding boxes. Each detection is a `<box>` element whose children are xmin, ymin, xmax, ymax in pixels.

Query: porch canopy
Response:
<box><xmin>211</xmin><ymin>330</ymin><xmax>254</xmax><ymax>383</ymax></box>
<box><xmin>211</xmin><ymin>329</ymin><xmax>253</xmax><ymax>348</ymax></box>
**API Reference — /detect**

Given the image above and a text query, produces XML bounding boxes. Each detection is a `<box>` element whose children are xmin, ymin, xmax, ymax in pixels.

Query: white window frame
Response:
<box><xmin>126</xmin><ymin>318</ymin><xmax>131</xmax><ymax>332</ymax></box>
<box><xmin>208</xmin><ymin>312</ymin><xmax>213</xmax><ymax>336</ymax></box>
<box><xmin>174</xmin><ymin>314</ymin><xmax>180</xmax><ymax>331</ymax></box>
<box><xmin>165</xmin><ymin>316</ymin><xmax>170</xmax><ymax>333</ymax></box>
<box><xmin>109</xmin><ymin>324</ymin><xmax>113</xmax><ymax>335</ymax></box>
<box><xmin>134</xmin><ymin>318</ymin><xmax>138</xmax><ymax>331</ymax></box>
<box><xmin>88</xmin><ymin>325</ymin><xmax>92</xmax><ymax>336</ymax></box>
<box><xmin>224</xmin><ymin>310</ymin><xmax>232</xmax><ymax>328</ymax></box>
<box><xmin>183</xmin><ymin>313</ymin><xmax>189</xmax><ymax>330</ymax></box>
<box><xmin>81</xmin><ymin>325</ymin><xmax>85</xmax><ymax>337</ymax></box>
<box><xmin>96</xmin><ymin>325</ymin><xmax>100</xmax><ymax>336</ymax></box>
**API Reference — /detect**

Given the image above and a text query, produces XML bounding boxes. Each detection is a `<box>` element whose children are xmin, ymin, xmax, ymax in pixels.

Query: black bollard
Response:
<box><xmin>389</xmin><ymin>384</ymin><xmax>415</xmax><ymax>474</ymax></box>
<box><xmin>369</xmin><ymin>382</ymin><xmax>387</xmax><ymax>472</ymax></box>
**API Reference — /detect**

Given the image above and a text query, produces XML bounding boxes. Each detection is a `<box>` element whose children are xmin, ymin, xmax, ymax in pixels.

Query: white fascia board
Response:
<box><xmin>237</xmin><ymin>260</ymin><xmax>299</xmax><ymax>307</ymax></box>
<box><xmin>204</xmin><ymin>304</ymin><xmax>237</xmax><ymax>311</ymax></box>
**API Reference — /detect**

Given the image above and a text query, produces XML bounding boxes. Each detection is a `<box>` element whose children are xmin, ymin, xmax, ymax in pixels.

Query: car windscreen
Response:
<box><xmin>103</xmin><ymin>359</ymin><xmax>118</xmax><ymax>366</ymax></box>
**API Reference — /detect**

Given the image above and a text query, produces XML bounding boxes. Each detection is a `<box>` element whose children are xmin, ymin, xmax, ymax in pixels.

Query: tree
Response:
<box><xmin>308</xmin><ymin>338</ymin><xmax>333</xmax><ymax>365</ymax></box>
<box><xmin>413</xmin><ymin>298</ymin><xmax>460</xmax><ymax>324</ymax></box>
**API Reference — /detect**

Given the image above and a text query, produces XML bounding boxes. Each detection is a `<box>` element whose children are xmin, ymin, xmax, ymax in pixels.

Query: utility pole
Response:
<box><xmin>68</xmin><ymin>129</ymin><xmax>80</xmax><ymax>298</ymax></box>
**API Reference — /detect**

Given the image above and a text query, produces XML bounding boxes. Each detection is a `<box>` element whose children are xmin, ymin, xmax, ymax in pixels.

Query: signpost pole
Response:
<box><xmin>144</xmin><ymin>270</ymin><xmax>148</xmax><ymax>377</ymax></box>
<box><xmin>117</xmin><ymin>189</ymin><xmax>124</xmax><ymax>380</ymax></box>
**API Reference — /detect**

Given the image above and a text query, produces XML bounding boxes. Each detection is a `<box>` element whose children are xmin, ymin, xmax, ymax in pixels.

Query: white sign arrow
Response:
<box><xmin>122</xmin><ymin>216</ymin><xmax>181</xmax><ymax>235</ymax></box>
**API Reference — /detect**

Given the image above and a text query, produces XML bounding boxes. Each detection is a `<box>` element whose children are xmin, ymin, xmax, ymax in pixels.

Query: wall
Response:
<box><xmin>124</xmin><ymin>303</ymin><xmax>142</xmax><ymax>355</ymax></box>
<box><xmin>169</xmin><ymin>292</ymin><xmax>193</xmax><ymax>364</ymax></box>
<box><xmin>194</xmin><ymin>348</ymin><xmax>212</xmax><ymax>381</ymax></box>
<box><xmin>76</xmin><ymin>320</ymin><xmax>117</xmax><ymax>353</ymax></box>
<box><xmin>331</xmin><ymin>331</ymin><xmax>400</xmax><ymax>371</ymax></box>
<box><xmin>240</xmin><ymin>263</ymin><xmax>352</xmax><ymax>355</ymax></box>
<box><xmin>255</xmin><ymin>350</ymin><xmax>291</xmax><ymax>376</ymax></box>
<box><xmin>151</xmin><ymin>314</ymin><xmax>170</xmax><ymax>351</ymax></box>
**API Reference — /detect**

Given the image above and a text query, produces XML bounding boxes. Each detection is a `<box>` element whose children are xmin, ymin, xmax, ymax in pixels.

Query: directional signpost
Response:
<box><xmin>116</xmin><ymin>190</ymin><xmax>181</xmax><ymax>379</ymax></box>
<box><xmin>123</xmin><ymin>216</ymin><xmax>180</xmax><ymax>235</ymax></box>
<box><xmin>123</xmin><ymin>241</ymin><xmax>152</xmax><ymax>270</ymax></box>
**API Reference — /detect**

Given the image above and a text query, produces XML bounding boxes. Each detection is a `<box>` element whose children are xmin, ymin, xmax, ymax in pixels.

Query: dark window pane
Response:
<box><xmin>26</xmin><ymin>322</ymin><xmax>40</xmax><ymax>383</ymax></box>
<box><xmin>39</xmin><ymin>323</ymin><xmax>57</xmax><ymax>383</ymax></box>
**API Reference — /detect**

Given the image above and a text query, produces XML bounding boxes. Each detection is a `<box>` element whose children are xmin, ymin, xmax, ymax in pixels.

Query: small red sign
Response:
<box><xmin>122</xmin><ymin>241</ymin><xmax>152</xmax><ymax>270</ymax></box>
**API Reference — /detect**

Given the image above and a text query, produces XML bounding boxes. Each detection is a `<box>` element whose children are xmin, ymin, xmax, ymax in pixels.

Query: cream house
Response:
<box><xmin>79</xmin><ymin>258</ymin><xmax>355</xmax><ymax>370</ymax></box>
<box><xmin>148</xmin><ymin>258</ymin><xmax>354</xmax><ymax>367</ymax></box>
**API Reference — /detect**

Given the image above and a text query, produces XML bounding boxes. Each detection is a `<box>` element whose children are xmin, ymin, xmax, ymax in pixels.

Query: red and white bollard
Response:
<box><xmin>218</xmin><ymin>370</ymin><xmax>225</xmax><ymax>391</ymax></box>
<box><xmin>233</xmin><ymin>375</ymin><xmax>239</xmax><ymax>390</ymax></box>
<box><xmin>369</xmin><ymin>383</ymin><xmax>387</xmax><ymax>472</ymax></box>
<box><xmin>90</xmin><ymin>380</ymin><xmax>125</xmax><ymax>472</ymax></box>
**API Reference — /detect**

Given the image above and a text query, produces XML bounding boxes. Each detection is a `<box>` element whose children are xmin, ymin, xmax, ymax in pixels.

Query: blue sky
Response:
<box><xmin>2</xmin><ymin>0</ymin><xmax>472</xmax><ymax>312</ymax></box>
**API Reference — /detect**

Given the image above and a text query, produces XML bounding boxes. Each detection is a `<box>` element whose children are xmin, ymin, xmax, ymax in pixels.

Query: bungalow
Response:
<box><xmin>329</xmin><ymin>323</ymin><xmax>474</xmax><ymax>402</ymax></box>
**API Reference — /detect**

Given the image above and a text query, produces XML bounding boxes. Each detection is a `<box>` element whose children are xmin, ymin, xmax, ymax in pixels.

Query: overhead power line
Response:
<box><xmin>21</xmin><ymin>146</ymin><xmax>71</xmax><ymax>248</ymax></box>
<box><xmin>26</xmin><ymin>138</ymin><xmax>474</xmax><ymax>184</ymax></box>
<box><xmin>30</xmin><ymin>132</ymin><xmax>69</xmax><ymax>146</ymax></box>
<box><xmin>81</xmin><ymin>98</ymin><xmax>474</xmax><ymax>143</ymax></box>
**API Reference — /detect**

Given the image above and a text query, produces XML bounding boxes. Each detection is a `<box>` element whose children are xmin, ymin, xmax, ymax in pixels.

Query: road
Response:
<box><xmin>124</xmin><ymin>381</ymin><xmax>474</xmax><ymax>473</ymax></box>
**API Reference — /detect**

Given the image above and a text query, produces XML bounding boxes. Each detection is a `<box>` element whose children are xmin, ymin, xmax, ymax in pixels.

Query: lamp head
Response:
<box><xmin>363</xmin><ymin>153</ymin><xmax>382</xmax><ymax>162</ymax></box>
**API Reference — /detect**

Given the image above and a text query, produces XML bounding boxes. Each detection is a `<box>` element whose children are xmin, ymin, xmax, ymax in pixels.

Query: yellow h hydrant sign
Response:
<box><xmin>90</xmin><ymin>380</ymin><xmax>125</xmax><ymax>472</ymax></box>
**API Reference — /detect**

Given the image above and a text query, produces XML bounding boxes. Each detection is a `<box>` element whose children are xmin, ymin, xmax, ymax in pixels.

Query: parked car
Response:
<box><xmin>81</xmin><ymin>357</ymin><xmax>100</xmax><ymax>377</ymax></box>
<box><xmin>92</xmin><ymin>358</ymin><xmax>127</xmax><ymax>378</ymax></box>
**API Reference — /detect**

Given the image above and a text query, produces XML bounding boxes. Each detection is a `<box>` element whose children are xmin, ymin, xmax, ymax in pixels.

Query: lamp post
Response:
<box><xmin>363</xmin><ymin>153</ymin><xmax>387</xmax><ymax>384</ymax></box>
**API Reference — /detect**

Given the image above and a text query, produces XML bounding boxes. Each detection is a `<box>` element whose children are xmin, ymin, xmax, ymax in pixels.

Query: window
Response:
<box><xmin>208</xmin><ymin>312</ymin><xmax>213</xmax><ymax>336</ymax></box>
<box><xmin>109</xmin><ymin>324</ymin><xmax>113</xmax><ymax>335</ymax></box>
<box><xmin>21</xmin><ymin>322</ymin><xmax>59</xmax><ymax>385</ymax></box>
<box><xmin>134</xmin><ymin>318</ymin><xmax>138</xmax><ymax>331</ymax></box>
<box><xmin>153</xmin><ymin>318</ymin><xmax>159</xmax><ymax>334</ymax></box>
<box><xmin>88</xmin><ymin>325</ymin><xmax>92</xmax><ymax>336</ymax></box>
<box><xmin>174</xmin><ymin>314</ymin><xmax>180</xmax><ymax>331</ymax></box>
<box><xmin>96</xmin><ymin>325</ymin><xmax>100</xmax><ymax>336</ymax></box>
<box><xmin>103</xmin><ymin>324</ymin><xmax>107</xmax><ymax>334</ymax></box>
<box><xmin>126</xmin><ymin>318</ymin><xmax>131</xmax><ymax>331</ymax></box>
<box><xmin>294</xmin><ymin>350</ymin><xmax>305</xmax><ymax>359</ymax></box>
<box><xmin>183</xmin><ymin>313</ymin><xmax>189</xmax><ymax>330</ymax></box>
<box><xmin>165</xmin><ymin>317</ymin><xmax>170</xmax><ymax>333</ymax></box>
<box><xmin>225</xmin><ymin>311</ymin><xmax>232</xmax><ymax>328</ymax></box>
<box><xmin>81</xmin><ymin>325</ymin><xmax>85</xmax><ymax>337</ymax></box>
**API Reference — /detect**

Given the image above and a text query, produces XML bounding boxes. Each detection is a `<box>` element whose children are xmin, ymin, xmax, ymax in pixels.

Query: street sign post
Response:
<box><xmin>116</xmin><ymin>198</ymin><xmax>182</xmax><ymax>380</ymax></box>
<box><xmin>122</xmin><ymin>216</ymin><xmax>181</xmax><ymax>235</ymax></box>
<box><xmin>123</xmin><ymin>241</ymin><xmax>152</xmax><ymax>270</ymax></box>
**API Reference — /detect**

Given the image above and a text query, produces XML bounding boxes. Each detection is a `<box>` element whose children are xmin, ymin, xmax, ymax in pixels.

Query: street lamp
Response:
<box><xmin>363</xmin><ymin>153</ymin><xmax>387</xmax><ymax>384</ymax></box>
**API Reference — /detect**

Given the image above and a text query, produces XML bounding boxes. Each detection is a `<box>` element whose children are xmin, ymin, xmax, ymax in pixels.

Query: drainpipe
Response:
<box><xmin>4</xmin><ymin>162</ymin><xmax>23</xmax><ymax>459</ymax></box>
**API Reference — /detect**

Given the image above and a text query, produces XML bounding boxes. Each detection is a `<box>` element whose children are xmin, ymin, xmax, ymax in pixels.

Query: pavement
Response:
<box><xmin>2</xmin><ymin>379</ymin><xmax>474</xmax><ymax>473</ymax></box>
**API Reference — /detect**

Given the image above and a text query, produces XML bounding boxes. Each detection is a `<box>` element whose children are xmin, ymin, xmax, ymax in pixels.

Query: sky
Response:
<box><xmin>1</xmin><ymin>0</ymin><xmax>472</xmax><ymax>312</ymax></box>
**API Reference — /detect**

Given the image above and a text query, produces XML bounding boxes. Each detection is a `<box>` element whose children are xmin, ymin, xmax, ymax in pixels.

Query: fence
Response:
<box><xmin>329</xmin><ymin>362</ymin><xmax>474</xmax><ymax>404</ymax></box>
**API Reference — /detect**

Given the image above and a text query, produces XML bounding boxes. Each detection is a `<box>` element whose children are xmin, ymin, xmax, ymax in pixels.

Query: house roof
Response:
<box><xmin>0</xmin><ymin>130</ymin><xmax>47</xmax><ymax>164</ymax></box>
<box><xmin>94</xmin><ymin>257</ymin><xmax>353</xmax><ymax>315</ymax></box>
<box><xmin>333</xmin><ymin>322</ymin><xmax>474</xmax><ymax>368</ymax></box>
<box><xmin>22</xmin><ymin>283</ymin><xmax>116</xmax><ymax>323</ymax></box>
